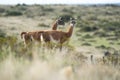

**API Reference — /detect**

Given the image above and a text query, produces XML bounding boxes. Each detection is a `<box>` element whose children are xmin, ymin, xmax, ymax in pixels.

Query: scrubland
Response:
<box><xmin>0</xmin><ymin>4</ymin><xmax>120</xmax><ymax>80</ymax></box>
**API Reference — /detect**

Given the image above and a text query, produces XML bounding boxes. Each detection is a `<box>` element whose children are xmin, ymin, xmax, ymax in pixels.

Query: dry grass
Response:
<box><xmin>0</xmin><ymin>16</ymin><xmax>56</xmax><ymax>37</ymax></box>
<box><xmin>0</xmin><ymin>47</ymin><xmax>119</xmax><ymax>80</ymax></box>
<box><xmin>0</xmin><ymin>5</ymin><xmax>120</xmax><ymax>80</ymax></box>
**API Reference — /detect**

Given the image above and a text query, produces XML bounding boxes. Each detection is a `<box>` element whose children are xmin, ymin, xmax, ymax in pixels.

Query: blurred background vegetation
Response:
<box><xmin>0</xmin><ymin>4</ymin><xmax>120</xmax><ymax>80</ymax></box>
<box><xmin>0</xmin><ymin>4</ymin><xmax>120</xmax><ymax>49</ymax></box>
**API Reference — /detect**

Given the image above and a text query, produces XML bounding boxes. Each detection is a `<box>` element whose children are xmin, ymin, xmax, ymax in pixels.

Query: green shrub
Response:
<box><xmin>106</xmin><ymin>37</ymin><xmax>118</xmax><ymax>41</ymax></box>
<box><xmin>0</xmin><ymin>30</ymin><xmax>6</xmax><ymax>38</ymax></box>
<box><xmin>81</xmin><ymin>26</ymin><xmax>99</xmax><ymax>32</ymax></box>
<box><xmin>5</xmin><ymin>10</ymin><xmax>23</xmax><ymax>16</ymax></box>
<box><xmin>42</xmin><ymin>7</ymin><xmax>54</xmax><ymax>12</ymax></box>
<box><xmin>117</xmin><ymin>42</ymin><xmax>120</xmax><ymax>45</ymax></box>
<box><xmin>16</xmin><ymin>3</ymin><xmax>27</xmax><ymax>6</ymax></box>
<box><xmin>81</xmin><ymin>42</ymin><xmax>91</xmax><ymax>46</ymax></box>
<box><xmin>96</xmin><ymin>45</ymin><xmax>108</xmax><ymax>49</ymax></box>
<box><xmin>38</xmin><ymin>23</ymin><xmax>49</xmax><ymax>27</ymax></box>
<box><xmin>62</xmin><ymin>8</ymin><xmax>74</xmax><ymax>14</ymax></box>
<box><xmin>115</xmin><ymin>30</ymin><xmax>120</xmax><ymax>36</ymax></box>
<box><xmin>62</xmin><ymin>8</ymin><xmax>69</xmax><ymax>12</ymax></box>
<box><xmin>0</xmin><ymin>8</ymin><xmax>5</xmax><ymax>13</ymax></box>
<box><xmin>94</xmin><ymin>30</ymin><xmax>108</xmax><ymax>37</ymax></box>
<box><xmin>82</xmin><ymin>34</ymin><xmax>93</xmax><ymax>39</ymax></box>
<box><xmin>0</xmin><ymin>36</ymin><xmax>17</xmax><ymax>49</ymax></box>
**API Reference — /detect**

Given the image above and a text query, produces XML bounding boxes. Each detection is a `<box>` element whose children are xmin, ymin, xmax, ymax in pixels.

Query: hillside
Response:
<box><xmin>0</xmin><ymin>4</ymin><xmax>120</xmax><ymax>80</ymax></box>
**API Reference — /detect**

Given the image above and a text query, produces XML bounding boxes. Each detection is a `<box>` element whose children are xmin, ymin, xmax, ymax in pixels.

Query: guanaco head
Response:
<box><xmin>57</xmin><ymin>17</ymin><xmax>65</xmax><ymax>26</ymax></box>
<box><xmin>70</xmin><ymin>18</ymin><xmax>76</xmax><ymax>26</ymax></box>
<box><xmin>52</xmin><ymin>17</ymin><xmax>65</xmax><ymax>30</ymax></box>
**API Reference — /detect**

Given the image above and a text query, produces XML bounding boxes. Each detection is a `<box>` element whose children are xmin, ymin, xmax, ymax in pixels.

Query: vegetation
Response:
<box><xmin>0</xmin><ymin>4</ymin><xmax>120</xmax><ymax>80</ymax></box>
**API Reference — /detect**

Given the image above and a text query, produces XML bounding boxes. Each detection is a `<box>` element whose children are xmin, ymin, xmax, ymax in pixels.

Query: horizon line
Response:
<box><xmin>0</xmin><ymin>2</ymin><xmax>120</xmax><ymax>5</ymax></box>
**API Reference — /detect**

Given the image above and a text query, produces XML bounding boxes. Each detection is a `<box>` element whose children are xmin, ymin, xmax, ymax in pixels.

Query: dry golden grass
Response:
<box><xmin>0</xmin><ymin>47</ymin><xmax>119</xmax><ymax>80</ymax></box>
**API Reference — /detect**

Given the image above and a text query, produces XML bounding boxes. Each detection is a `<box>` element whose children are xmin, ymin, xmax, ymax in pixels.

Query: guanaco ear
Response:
<box><xmin>70</xmin><ymin>18</ymin><xmax>76</xmax><ymax>25</ymax></box>
<box><xmin>59</xmin><ymin>17</ymin><xmax>64</xmax><ymax>20</ymax></box>
<box><xmin>70</xmin><ymin>17</ymin><xmax>75</xmax><ymax>20</ymax></box>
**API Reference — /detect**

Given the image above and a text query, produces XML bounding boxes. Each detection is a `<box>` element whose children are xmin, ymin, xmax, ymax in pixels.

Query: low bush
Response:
<box><xmin>0</xmin><ymin>8</ymin><xmax>5</xmax><ymax>13</ymax></box>
<box><xmin>81</xmin><ymin>42</ymin><xmax>91</xmax><ymax>46</ymax></box>
<box><xmin>62</xmin><ymin>8</ymin><xmax>74</xmax><ymax>14</ymax></box>
<box><xmin>96</xmin><ymin>45</ymin><xmax>108</xmax><ymax>49</ymax></box>
<box><xmin>38</xmin><ymin>23</ymin><xmax>49</xmax><ymax>27</ymax></box>
<box><xmin>0</xmin><ymin>30</ymin><xmax>6</xmax><ymax>38</ymax></box>
<box><xmin>94</xmin><ymin>30</ymin><xmax>108</xmax><ymax>37</ymax></box>
<box><xmin>42</xmin><ymin>7</ymin><xmax>54</xmax><ymax>12</ymax></box>
<box><xmin>5</xmin><ymin>10</ymin><xmax>23</xmax><ymax>16</ymax></box>
<box><xmin>82</xmin><ymin>34</ymin><xmax>93</xmax><ymax>39</ymax></box>
<box><xmin>81</xmin><ymin>26</ymin><xmax>99</xmax><ymax>32</ymax></box>
<box><xmin>0</xmin><ymin>36</ymin><xmax>17</xmax><ymax>49</ymax></box>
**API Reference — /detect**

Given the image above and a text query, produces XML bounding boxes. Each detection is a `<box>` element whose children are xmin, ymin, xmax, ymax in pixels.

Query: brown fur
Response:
<box><xmin>21</xmin><ymin>31</ymin><xmax>44</xmax><ymax>46</ymax></box>
<box><xmin>21</xmin><ymin>32</ymin><xmax>32</xmax><ymax>46</ymax></box>
<box><xmin>40</xmin><ymin>20</ymin><xmax>76</xmax><ymax>50</ymax></box>
<box><xmin>52</xmin><ymin>20</ymin><xmax>58</xmax><ymax>30</ymax></box>
<box><xmin>21</xmin><ymin>18</ymin><xmax>64</xmax><ymax>46</ymax></box>
<box><xmin>21</xmin><ymin>32</ymin><xmax>27</xmax><ymax>39</ymax></box>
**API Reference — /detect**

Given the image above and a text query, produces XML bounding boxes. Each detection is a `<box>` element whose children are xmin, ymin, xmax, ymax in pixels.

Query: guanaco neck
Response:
<box><xmin>52</xmin><ymin>20</ymin><xmax>58</xmax><ymax>30</ymax></box>
<box><xmin>66</xmin><ymin>24</ymin><xmax>74</xmax><ymax>38</ymax></box>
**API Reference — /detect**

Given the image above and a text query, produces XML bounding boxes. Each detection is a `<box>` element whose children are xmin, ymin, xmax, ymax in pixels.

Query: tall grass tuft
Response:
<box><xmin>0</xmin><ymin>45</ymin><xmax>120</xmax><ymax>80</ymax></box>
